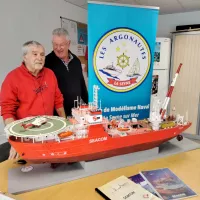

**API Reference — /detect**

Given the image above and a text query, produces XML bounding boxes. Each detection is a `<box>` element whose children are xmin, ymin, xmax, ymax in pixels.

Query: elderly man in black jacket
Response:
<box><xmin>45</xmin><ymin>28</ymin><xmax>88</xmax><ymax>116</ymax></box>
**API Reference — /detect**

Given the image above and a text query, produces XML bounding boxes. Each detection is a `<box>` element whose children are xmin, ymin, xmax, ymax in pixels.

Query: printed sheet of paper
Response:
<box><xmin>61</xmin><ymin>19</ymin><xmax>78</xmax><ymax>55</ymax></box>
<box><xmin>96</xmin><ymin>176</ymin><xmax>161</xmax><ymax>200</ymax></box>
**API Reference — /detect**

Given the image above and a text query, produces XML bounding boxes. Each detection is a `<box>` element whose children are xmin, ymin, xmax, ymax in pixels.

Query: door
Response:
<box><xmin>170</xmin><ymin>32</ymin><xmax>200</xmax><ymax>136</ymax></box>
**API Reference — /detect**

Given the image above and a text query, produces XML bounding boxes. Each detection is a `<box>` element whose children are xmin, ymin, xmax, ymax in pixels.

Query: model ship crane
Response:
<box><xmin>149</xmin><ymin>63</ymin><xmax>183</xmax><ymax>131</ymax></box>
<box><xmin>160</xmin><ymin>63</ymin><xmax>183</xmax><ymax>119</ymax></box>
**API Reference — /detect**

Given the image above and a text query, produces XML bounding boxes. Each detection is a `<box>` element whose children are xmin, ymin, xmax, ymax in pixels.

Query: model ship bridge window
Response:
<box><xmin>131</xmin><ymin>124</ymin><xmax>144</xmax><ymax>129</ymax></box>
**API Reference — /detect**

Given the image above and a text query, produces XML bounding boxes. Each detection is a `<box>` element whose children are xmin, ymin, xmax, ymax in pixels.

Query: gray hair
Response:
<box><xmin>22</xmin><ymin>41</ymin><xmax>43</xmax><ymax>56</ymax></box>
<box><xmin>52</xmin><ymin>28</ymin><xmax>70</xmax><ymax>41</ymax></box>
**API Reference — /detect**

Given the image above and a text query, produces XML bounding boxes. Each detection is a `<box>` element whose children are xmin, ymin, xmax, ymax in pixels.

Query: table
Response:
<box><xmin>0</xmin><ymin>149</ymin><xmax>200</xmax><ymax>200</ymax></box>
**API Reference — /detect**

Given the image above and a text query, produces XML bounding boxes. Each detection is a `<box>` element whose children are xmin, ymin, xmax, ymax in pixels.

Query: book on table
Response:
<box><xmin>95</xmin><ymin>175</ymin><xmax>161</xmax><ymax>200</ymax></box>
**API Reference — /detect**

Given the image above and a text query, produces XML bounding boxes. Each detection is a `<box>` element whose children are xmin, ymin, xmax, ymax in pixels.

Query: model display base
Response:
<box><xmin>8</xmin><ymin>137</ymin><xmax>200</xmax><ymax>194</ymax></box>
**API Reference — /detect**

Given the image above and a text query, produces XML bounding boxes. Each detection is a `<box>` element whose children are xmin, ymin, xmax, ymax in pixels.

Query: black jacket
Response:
<box><xmin>45</xmin><ymin>51</ymin><xmax>88</xmax><ymax>116</ymax></box>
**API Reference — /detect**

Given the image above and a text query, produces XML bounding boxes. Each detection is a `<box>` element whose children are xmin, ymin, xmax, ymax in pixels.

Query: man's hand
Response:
<box><xmin>3</xmin><ymin>118</ymin><xmax>19</xmax><ymax>160</ymax></box>
<box><xmin>8</xmin><ymin>146</ymin><xmax>19</xmax><ymax>160</ymax></box>
<box><xmin>56</xmin><ymin>107</ymin><xmax>66</xmax><ymax>118</ymax></box>
<box><xmin>4</xmin><ymin>117</ymin><xmax>15</xmax><ymax>126</ymax></box>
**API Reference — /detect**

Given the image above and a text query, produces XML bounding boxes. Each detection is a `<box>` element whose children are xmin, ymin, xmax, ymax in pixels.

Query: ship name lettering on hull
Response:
<box><xmin>89</xmin><ymin>137</ymin><xmax>107</xmax><ymax>143</ymax></box>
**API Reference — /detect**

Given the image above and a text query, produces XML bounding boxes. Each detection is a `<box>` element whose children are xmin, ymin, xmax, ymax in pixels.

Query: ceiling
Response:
<box><xmin>64</xmin><ymin>0</ymin><xmax>200</xmax><ymax>15</ymax></box>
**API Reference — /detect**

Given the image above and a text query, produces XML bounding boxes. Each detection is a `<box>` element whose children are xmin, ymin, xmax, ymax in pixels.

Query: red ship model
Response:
<box><xmin>4</xmin><ymin>63</ymin><xmax>191</xmax><ymax>164</ymax></box>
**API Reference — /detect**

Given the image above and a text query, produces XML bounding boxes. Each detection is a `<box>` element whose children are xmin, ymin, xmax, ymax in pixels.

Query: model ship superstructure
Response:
<box><xmin>4</xmin><ymin>63</ymin><xmax>191</xmax><ymax>163</ymax></box>
<box><xmin>71</xmin><ymin>85</ymin><xmax>103</xmax><ymax>125</ymax></box>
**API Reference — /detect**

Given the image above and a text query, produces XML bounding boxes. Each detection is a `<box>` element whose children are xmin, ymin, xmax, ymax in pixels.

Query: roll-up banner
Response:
<box><xmin>88</xmin><ymin>1</ymin><xmax>159</xmax><ymax>120</ymax></box>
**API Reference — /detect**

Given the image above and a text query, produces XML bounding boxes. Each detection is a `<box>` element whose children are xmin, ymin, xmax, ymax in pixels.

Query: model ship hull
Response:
<box><xmin>8</xmin><ymin>123</ymin><xmax>191</xmax><ymax>164</ymax></box>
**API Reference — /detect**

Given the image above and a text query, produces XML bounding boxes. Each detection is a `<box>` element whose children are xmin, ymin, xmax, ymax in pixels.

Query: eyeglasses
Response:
<box><xmin>52</xmin><ymin>43</ymin><xmax>67</xmax><ymax>49</ymax></box>
<box><xmin>52</xmin><ymin>41</ymin><xmax>70</xmax><ymax>49</ymax></box>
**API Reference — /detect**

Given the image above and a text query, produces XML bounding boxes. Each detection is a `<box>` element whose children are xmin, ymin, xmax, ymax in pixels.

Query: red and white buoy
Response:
<box><xmin>160</xmin><ymin>63</ymin><xmax>183</xmax><ymax>119</ymax></box>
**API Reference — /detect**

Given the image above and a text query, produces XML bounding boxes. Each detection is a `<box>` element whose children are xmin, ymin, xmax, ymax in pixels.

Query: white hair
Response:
<box><xmin>52</xmin><ymin>28</ymin><xmax>70</xmax><ymax>41</ymax></box>
<box><xmin>22</xmin><ymin>41</ymin><xmax>43</xmax><ymax>56</ymax></box>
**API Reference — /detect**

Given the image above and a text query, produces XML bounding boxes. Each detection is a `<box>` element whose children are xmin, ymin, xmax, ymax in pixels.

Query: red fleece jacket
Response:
<box><xmin>0</xmin><ymin>63</ymin><xmax>64</xmax><ymax>120</ymax></box>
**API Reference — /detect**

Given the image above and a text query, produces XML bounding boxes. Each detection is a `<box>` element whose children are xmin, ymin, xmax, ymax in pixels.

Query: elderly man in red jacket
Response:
<box><xmin>0</xmin><ymin>40</ymin><xmax>66</xmax><ymax>161</ymax></box>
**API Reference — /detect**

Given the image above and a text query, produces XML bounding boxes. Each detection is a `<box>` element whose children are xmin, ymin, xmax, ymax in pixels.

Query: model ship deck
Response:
<box><xmin>5</xmin><ymin>114</ymin><xmax>191</xmax><ymax>163</ymax></box>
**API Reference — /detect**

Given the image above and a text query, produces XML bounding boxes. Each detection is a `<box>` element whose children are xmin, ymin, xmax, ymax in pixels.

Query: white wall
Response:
<box><xmin>0</xmin><ymin>0</ymin><xmax>87</xmax><ymax>144</ymax></box>
<box><xmin>0</xmin><ymin>0</ymin><xmax>87</xmax><ymax>84</ymax></box>
<box><xmin>157</xmin><ymin>11</ymin><xmax>200</xmax><ymax>38</ymax></box>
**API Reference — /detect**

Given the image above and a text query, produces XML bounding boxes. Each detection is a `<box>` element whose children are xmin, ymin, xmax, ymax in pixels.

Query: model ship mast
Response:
<box><xmin>160</xmin><ymin>63</ymin><xmax>183</xmax><ymax>119</ymax></box>
<box><xmin>93</xmin><ymin>85</ymin><xmax>100</xmax><ymax>111</ymax></box>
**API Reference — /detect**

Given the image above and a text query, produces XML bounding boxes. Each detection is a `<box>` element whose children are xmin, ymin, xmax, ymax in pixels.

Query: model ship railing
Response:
<box><xmin>7</xmin><ymin>130</ymin><xmax>89</xmax><ymax>144</ymax></box>
<box><xmin>4</xmin><ymin>116</ymin><xmax>89</xmax><ymax>144</ymax></box>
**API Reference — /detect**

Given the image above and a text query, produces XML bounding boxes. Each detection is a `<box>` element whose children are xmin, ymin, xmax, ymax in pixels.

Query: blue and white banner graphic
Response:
<box><xmin>88</xmin><ymin>2</ymin><xmax>159</xmax><ymax>120</ymax></box>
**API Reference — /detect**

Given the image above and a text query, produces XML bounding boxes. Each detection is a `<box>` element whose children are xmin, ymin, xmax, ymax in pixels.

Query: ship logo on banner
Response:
<box><xmin>94</xmin><ymin>28</ymin><xmax>151</xmax><ymax>92</ymax></box>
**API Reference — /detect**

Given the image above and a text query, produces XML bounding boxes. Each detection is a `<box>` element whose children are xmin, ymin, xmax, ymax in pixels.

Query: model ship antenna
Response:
<box><xmin>93</xmin><ymin>85</ymin><xmax>100</xmax><ymax>110</ymax></box>
<box><xmin>160</xmin><ymin>63</ymin><xmax>182</xmax><ymax>119</ymax></box>
<box><xmin>99</xmin><ymin>100</ymin><xmax>102</xmax><ymax>110</ymax></box>
<box><xmin>74</xmin><ymin>96</ymin><xmax>79</xmax><ymax>108</ymax></box>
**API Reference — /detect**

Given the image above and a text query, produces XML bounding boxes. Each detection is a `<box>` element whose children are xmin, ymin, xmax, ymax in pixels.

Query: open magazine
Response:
<box><xmin>129</xmin><ymin>168</ymin><xmax>197</xmax><ymax>200</ymax></box>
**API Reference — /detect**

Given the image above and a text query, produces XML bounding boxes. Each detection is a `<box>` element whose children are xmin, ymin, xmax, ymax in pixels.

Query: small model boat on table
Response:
<box><xmin>4</xmin><ymin>63</ymin><xmax>191</xmax><ymax>164</ymax></box>
<box><xmin>58</xmin><ymin>131</ymin><xmax>74</xmax><ymax>139</ymax></box>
